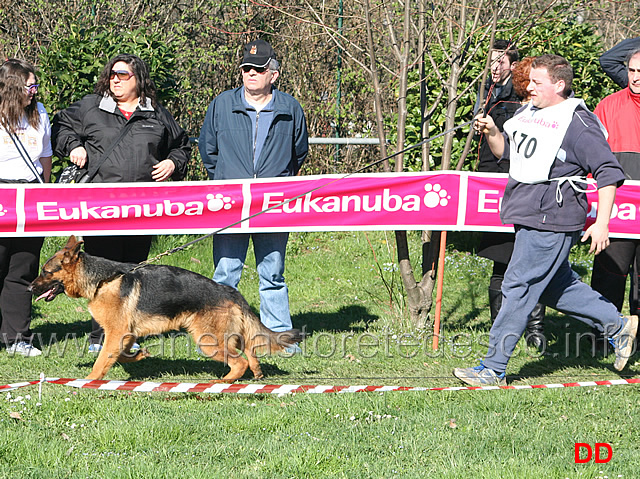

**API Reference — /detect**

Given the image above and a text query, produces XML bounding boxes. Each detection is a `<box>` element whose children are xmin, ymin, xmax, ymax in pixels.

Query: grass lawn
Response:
<box><xmin>1</xmin><ymin>231</ymin><xmax>639</xmax><ymax>478</ymax></box>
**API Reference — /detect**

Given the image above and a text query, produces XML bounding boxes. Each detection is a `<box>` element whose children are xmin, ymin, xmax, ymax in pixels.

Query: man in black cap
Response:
<box><xmin>199</xmin><ymin>40</ymin><xmax>308</xmax><ymax>352</ymax></box>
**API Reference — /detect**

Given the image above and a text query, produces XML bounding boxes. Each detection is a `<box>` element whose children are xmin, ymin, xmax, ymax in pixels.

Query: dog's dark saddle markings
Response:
<box><xmin>30</xmin><ymin>236</ymin><xmax>303</xmax><ymax>381</ymax></box>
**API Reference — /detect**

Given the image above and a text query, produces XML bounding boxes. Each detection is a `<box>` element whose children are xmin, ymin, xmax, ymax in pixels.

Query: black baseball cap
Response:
<box><xmin>240</xmin><ymin>40</ymin><xmax>276</xmax><ymax>69</ymax></box>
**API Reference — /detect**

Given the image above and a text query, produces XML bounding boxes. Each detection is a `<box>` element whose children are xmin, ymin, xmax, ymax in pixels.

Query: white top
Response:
<box><xmin>0</xmin><ymin>102</ymin><xmax>52</xmax><ymax>181</ymax></box>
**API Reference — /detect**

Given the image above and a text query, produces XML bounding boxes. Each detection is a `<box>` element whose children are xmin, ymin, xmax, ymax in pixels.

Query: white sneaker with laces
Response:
<box><xmin>7</xmin><ymin>341</ymin><xmax>42</xmax><ymax>357</ymax></box>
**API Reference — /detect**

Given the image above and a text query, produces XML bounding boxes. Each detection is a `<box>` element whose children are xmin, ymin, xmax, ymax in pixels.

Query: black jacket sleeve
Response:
<box><xmin>599</xmin><ymin>37</ymin><xmax>640</xmax><ymax>88</ymax></box>
<box><xmin>51</xmin><ymin>95</ymin><xmax>93</xmax><ymax>158</ymax></box>
<box><xmin>156</xmin><ymin>104</ymin><xmax>191</xmax><ymax>181</ymax></box>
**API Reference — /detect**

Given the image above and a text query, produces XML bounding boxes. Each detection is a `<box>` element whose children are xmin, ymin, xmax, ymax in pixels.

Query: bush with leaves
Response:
<box><xmin>39</xmin><ymin>25</ymin><xmax>180</xmax><ymax>112</ymax></box>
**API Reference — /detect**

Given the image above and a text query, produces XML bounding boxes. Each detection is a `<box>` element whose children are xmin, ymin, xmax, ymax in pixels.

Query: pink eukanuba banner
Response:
<box><xmin>0</xmin><ymin>172</ymin><xmax>637</xmax><ymax>238</ymax></box>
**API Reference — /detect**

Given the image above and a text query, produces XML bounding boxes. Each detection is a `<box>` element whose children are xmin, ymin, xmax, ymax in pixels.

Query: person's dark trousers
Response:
<box><xmin>631</xmin><ymin>259</ymin><xmax>640</xmax><ymax>317</ymax></box>
<box><xmin>590</xmin><ymin>238</ymin><xmax>640</xmax><ymax>350</ymax></box>
<box><xmin>0</xmin><ymin>237</ymin><xmax>44</xmax><ymax>347</ymax></box>
<box><xmin>488</xmin><ymin>262</ymin><xmax>546</xmax><ymax>349</ymax></box>
<box><xmin>591</xmin><ymin>239</ymin><xmax>640</xmax><ymax>312</ymax></box>
<box><xmin>83</xmin><ymin>235</ymin><xmax>153</xmax><ymax>345</ymax></box>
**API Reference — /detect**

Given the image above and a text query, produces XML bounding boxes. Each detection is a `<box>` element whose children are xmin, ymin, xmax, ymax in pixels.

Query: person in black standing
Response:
<box><xmin>52</xmin><ymin>54</ymin><xmax>191</xmax><ymax>352</ymax></box>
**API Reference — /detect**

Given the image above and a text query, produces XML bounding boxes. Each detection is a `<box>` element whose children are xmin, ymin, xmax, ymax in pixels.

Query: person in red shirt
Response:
<box><xmin>591</xmin><ymin>40</ymin><xmax>640</xmax><ymax>321</ymax></box>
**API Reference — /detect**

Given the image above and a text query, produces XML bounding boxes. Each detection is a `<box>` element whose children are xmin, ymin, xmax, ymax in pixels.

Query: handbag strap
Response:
<box><xmin>85</xmin><ymin>118</ymin><xmax>138</xmax><ymax>182</ymax></box>
<box><xmin>8</xmin><ymin>132</ymin><xmax>45</xmax><ymax>184</ymax></box>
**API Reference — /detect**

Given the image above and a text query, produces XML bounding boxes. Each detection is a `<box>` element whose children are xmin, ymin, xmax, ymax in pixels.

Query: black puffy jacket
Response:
<box><xmin>52</xmin><ymin>94</ymin><xmax>190</xmax><ymax>182</ymax></box>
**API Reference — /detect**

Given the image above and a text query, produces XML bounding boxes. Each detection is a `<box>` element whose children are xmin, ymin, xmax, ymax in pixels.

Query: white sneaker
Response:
<box><xmin>7</xmin><ymin>341</ymin><xmax>42</xmax><ymax>357</ymax></box>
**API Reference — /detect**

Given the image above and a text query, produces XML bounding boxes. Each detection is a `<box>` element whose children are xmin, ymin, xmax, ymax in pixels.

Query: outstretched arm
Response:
<box><xmin>474</xmin><ymin>114</ymin><xmax>505</xmax><ymax>158</ymax></box>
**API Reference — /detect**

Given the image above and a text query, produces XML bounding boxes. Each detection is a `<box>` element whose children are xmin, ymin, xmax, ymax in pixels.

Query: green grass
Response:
<box><xmin>2</xmin><ymin>231</ymin><xmax>639</xmax><ymax>478</ymax></box>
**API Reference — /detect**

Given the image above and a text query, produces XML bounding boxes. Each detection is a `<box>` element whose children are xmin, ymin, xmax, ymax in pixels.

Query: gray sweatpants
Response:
<box><xmin>483</xmin><ymin>226</ymin><xmax>623</xmax><ymax>373</ymax></box>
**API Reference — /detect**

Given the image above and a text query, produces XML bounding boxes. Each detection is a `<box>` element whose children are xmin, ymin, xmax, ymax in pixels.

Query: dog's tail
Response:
<box><xmin>241</xmin><ymin>305</ymin><xmax>304</xmax><ymax>355</ymax></box>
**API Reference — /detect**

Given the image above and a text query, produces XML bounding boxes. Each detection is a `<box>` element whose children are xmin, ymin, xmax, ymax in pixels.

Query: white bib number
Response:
<box><xmin>504</xmin><ymin>99</ymin><xmax>584</xmax><ymax>184</ymax></box>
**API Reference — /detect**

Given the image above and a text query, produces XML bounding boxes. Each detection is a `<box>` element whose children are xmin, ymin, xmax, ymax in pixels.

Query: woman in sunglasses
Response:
<box><xmin>52</xmin><ymin>53</ymin><xmax>191</xmax><ymax>352</ymax></box>
<box><xmin>0</xmin><ymin>59</ymin><xmax>52</xmax><ymax>357</ymax></box>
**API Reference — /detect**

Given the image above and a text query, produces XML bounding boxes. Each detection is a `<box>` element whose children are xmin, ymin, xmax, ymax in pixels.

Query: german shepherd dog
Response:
<box><xmin>30</xmin><ymin>236</ymin><xmax>303</xmax><ymax>381</ymax></box>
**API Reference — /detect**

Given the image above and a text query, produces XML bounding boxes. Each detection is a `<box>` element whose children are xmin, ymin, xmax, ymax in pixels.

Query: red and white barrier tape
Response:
<box><xmin>2</xmin><ymin>377</ymin><xmax>640</xmax><ymax>394</ymax></box>
<box><xmin>0</xmin><ymin>380</ymin><xmax>39</xmax><ymax>393</ymax></box>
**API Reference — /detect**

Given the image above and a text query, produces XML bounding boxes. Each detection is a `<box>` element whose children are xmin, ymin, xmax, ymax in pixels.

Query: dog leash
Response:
<box><xmin>131</xmin><ymin>117</ymin><xmax>476</xmax><ymax>271</ymax></box>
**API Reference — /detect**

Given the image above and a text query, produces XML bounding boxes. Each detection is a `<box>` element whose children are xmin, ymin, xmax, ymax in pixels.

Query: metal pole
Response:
<box><xmin>308</xmin><ymin>138</ymin><xmax>382</xmax><ymax>145</ymax></box>
<box><xmin>335</xmin><ymin>0</ymin><xmax>344</xmax><ymax>162</ymax></box>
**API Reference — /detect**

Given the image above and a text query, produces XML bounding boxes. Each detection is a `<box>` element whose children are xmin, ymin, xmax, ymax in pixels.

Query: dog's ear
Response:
<box><xmin>65</xmin><ymin>235</ymin><xmax>78</xmax><ymax>249</ymax></box>
<box><xmin>63</xmin><ymin>235</ymin><xmax>84</xmax><ymax>260</ymax></box>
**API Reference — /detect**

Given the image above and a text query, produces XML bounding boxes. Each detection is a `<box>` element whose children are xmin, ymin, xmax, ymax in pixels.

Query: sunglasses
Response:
<box><xmin>241</xmin><ymin>65</ymin><xmax>268</xmax><ymax>74</ymax></box>
<box><xmin>24</xmin><ymin>84</ymin><xmax>39</xmax><ymax>93</ymax></box>
<box><xmin>110</xmin><ymin>70</ymin><xmax>135</xmax><ymax>81</ymax></box>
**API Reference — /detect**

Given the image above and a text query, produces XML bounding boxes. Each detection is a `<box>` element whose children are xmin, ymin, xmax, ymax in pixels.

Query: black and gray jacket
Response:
<box><xmin>52</xmin><ymin>94</ymin><xmax>191</xmax><ymax>182</ymax></box>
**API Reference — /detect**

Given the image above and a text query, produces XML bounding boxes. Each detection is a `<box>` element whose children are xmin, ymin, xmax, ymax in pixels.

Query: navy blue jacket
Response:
<box><xmin>500</xmin><ymin>104</ymin><xmax>625</xmax><ymax>232</ymax></box>
<box><xmin>599</xmin><ymin>37</ymin><xmax>640</xmax><ymax>89</ymax></box>
<box><xmin>198</xmin><ymin>87</ymin><xmax>308</xmax><ymax>180</ymax></box>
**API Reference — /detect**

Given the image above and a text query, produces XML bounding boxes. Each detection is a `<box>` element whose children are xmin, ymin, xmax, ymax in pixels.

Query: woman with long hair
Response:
<box><xmin>52</xmin><ymin>53</ymin><xmax>191</xmax><ymax>352</ymax></box>
<box><xmin>0</xmin><ymin>58</ymin><xmax>52</xmax><ymax>356</ymax></box>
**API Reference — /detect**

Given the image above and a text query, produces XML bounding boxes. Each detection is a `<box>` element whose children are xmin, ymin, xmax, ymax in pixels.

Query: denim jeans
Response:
<box><xmin>483</xmin><ymin>226</ymin><xmax>623</xmax><ymax>373</ymax></box>
<box><xmin>213</xmin><ymin>232</ymin><xmax>292</xmax><ymax>332</ymax></box>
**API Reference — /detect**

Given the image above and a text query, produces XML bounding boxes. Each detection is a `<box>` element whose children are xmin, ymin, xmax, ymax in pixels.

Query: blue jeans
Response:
<box><xmin>213</xmin><ymin>232</ymin><xmax>292</xmax><ymax>332</ymax></box>
<box><xmin>483</xmin><ymin>226</ymin><xmax>623</xmax><ymax>373</ymax></box>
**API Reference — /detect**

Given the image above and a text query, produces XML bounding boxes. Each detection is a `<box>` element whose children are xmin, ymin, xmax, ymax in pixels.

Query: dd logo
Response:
<box><xmin>574</xmin><ymin>443</ymin><xmax>613</xmax><ymax>463</ymax></box>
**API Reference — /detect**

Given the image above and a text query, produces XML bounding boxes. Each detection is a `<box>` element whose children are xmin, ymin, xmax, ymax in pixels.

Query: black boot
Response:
<box><xmin>488</xmin><ymin>288</ymin><xmax>502</xmax><ymax>321</ymax></box>
<box><xmin>525</xmin><ymin>303</ymin><xmax>546</xmax><ymax>350</ymax></box>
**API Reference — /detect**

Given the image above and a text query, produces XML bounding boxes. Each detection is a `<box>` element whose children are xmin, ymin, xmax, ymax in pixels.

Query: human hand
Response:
<box><xmin>581</xmin><ymin>222</ymin><xmax>610</xmax><ymax>255</ymax></box>
<box><xmin>474</xmin><ymin>114</ymin><xmax>497</xmax><ymax>135</ymax></box>
<box><xmin>152</xmin><ymin>159</ymin><xmax>176</xmax><ymax>182</ymax></box>
<box><xmin>69</xmin><ymin>146</ymin><xmax>87</xmax><ymax>168</ymax></box>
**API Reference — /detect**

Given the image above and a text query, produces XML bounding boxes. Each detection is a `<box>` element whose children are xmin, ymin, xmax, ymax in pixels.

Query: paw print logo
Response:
<box><xmin>423</xmin><ymin>183</ymin><xmax>451</xmax><ymax>208</ymax></box>
<box><xmin>0</xmin><ymin>204</ymin><xmax>6</xmax><ymax>217</ymax></box>
<box><xmin>206</xmin><ymin>194</ymin><xmax>234</xmax><ymax>212</ymax></box>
